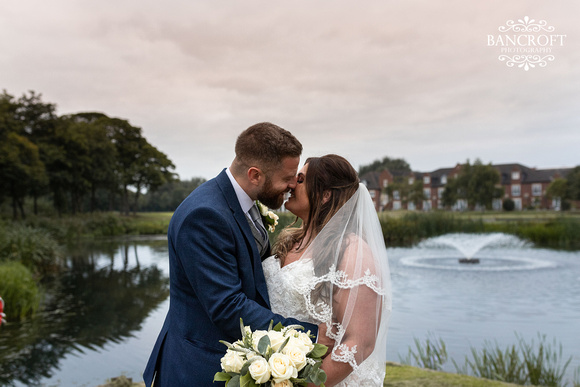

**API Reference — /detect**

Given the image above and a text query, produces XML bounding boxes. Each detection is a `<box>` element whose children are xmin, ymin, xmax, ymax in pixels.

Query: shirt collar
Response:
<box><xmin>226</xmin><ymin>167</ymin><xmax>255</xmax><ymax>214</ymax></box>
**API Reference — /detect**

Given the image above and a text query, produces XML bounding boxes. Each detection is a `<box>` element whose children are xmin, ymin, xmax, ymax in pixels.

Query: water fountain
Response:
<box><xmin>399</xmin><ymin>233</ymin><xmax>557</xmax><ymax>271</ymax></box>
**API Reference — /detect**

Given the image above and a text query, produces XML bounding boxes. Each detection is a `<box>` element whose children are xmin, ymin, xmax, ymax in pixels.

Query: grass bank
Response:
<box><xmin>3</xmin><ymin>212</ymin><xmax>172</xmax><ymax>243</ymax></box>
<box><xmin>95</xmin><ymin>363</ymin><xmax>528</xmax><ymax>387</ymax></box>
<box><xmin>384</xmin><ymin>362</ymin><xmax>529</xmax><ymax>387</ymax></box>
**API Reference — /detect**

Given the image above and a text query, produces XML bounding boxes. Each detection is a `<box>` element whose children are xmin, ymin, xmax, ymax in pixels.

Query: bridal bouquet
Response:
<box><xmin>214</xmin><ymin>319</ymin><xmax>327</xmax><ymax>387</ymax></box>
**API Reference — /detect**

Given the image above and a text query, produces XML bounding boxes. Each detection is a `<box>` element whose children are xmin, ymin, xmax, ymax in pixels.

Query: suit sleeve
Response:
<box><xmin>175</xmin><ymin>206</ymin><xmax>318</xmax><ymax>339</ymax></box>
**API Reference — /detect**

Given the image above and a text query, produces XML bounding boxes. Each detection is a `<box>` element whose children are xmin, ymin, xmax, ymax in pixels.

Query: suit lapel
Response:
<box><xmin>215</xmin><ymin>170</ymin><xmax>271</xmax><ymax>307</ymax></box>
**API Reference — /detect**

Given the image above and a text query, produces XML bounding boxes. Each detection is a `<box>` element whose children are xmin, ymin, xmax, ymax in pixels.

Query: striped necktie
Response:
<box><xmin>249</xmin><ymin>204</ymin><xmax>268</xmax><ymax>244</ymax></box>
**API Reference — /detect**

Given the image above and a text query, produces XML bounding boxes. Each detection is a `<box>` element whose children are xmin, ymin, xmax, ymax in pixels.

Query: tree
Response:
<box><xmin>467</xmin><ymin>160</ymin><xmax>502</xmax><ymax>210</ymax></box>
<box><xmin>566</xmin><ymin>166</ymin><xmax>580</xmax><ymax>202</ymax></box>
<box><xmin>130</xmin><ymin>142</ymin><xmax>176</xmax><ymax>214</ymax></box>
<box><xmin>104</xmin><ymin>117</ymin><xmax>176</xmax><ymax>215</ymax></box>
<box><xmin>386</xmin><ymin>175</ymin><xmax>425</xmax><ymax>209</ymax></box>
<box><xmin>139</xmin><ymin>178</ymin><xmax>206</xmax><ymax>211</ymax></box>
<box><xmin>0</xmin><ymin>91</ymin><xmax>47</xmax><ymax>219</ymax></box>
<box><xmin>359</xmin><ymin>156</ymin><xmax>411</xmax><ymax>176</ymax></box>
<box><xmin>546</xmin><ymin>178</ymin><xmax>568</xmax><ymax>211</ymax></box>
<box><xmin>62</xmin><ymin>113</ymin><xmax>118</xmax><ymax>212</ymax></box>
<box><xmin>441</xmin><ymin>160</ymin><xmax>501</xmax><ymax>210</ymax></box>
<box><xmin>15</xmin><ymin>91</ymin><xmax>58</xmax><ymax>214</ymax></box>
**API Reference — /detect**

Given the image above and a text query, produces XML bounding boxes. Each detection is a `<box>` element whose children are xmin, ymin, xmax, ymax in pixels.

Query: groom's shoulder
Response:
<box><xmin>174</xmin><ymin>172</ymin><xmax>230</xmax><ymax>214</ymax></box>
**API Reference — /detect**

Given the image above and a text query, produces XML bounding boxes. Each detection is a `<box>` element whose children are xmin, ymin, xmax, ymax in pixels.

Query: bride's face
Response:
<box><xmin>285</xmin><ymin>163</ymin><xmax>310</xmax><ymax>221</ymax></box>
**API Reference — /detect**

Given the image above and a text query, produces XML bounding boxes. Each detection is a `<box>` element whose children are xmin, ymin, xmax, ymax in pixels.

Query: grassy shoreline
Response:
<box><xmin>2</xmin><ymin>210</ymin><xmax>579</xmax><ymax>249</ymax></box>
<box><xmin>384</xmin><ymin>362</ymin><xmax>533</xmax><ymax>387</ymax></box>
<box><xmin>95</xmin><ymin>363</ymin><xmax>531</xmax><ymax>387</ymax></box>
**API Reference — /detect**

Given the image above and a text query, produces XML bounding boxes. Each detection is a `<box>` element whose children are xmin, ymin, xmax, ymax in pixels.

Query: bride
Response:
<box><xmin>263</xmin><ymin>154</ymin><xmax>392</xmax><ymax>387</ymax></box>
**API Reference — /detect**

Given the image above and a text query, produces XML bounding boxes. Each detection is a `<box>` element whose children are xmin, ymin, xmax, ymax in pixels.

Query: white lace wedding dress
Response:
<box><xmin>263</xmin><ymin>255</ymin><xmax>386</xmax><ymax>386</ymax></box>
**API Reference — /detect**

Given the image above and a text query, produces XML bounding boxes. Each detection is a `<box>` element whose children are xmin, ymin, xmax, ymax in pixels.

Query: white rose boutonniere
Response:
<box><xmin>256</xmin><ymin>201</ymin><xmax>279</xmax><ymax>233</ymax></box>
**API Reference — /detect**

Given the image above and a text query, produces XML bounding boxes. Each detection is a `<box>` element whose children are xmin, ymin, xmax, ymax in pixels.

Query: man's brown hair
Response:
<box><xmin>233</xmin><ymin>122</ymin><xmax>302</xmax><ymax>173</ymax></box>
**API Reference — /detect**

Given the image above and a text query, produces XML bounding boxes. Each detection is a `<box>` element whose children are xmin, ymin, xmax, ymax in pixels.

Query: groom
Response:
<box><xmin>144</xmin><ymin>123</ymin><xmax>324</xmax><ymax>386</ymax></box>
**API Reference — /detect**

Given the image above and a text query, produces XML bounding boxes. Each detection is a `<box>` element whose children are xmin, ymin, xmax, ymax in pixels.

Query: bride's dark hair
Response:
<box><xmin>273</xmin><ymin>154</ymin><xmax>359</xmax><ymax>266</ymax></box>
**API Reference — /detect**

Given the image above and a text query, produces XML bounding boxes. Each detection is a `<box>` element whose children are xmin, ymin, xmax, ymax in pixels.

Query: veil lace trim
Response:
<box><xmin>289</xmin><ymin>184</ymin><xmax>392</xmax><ymax>372</ymax></box>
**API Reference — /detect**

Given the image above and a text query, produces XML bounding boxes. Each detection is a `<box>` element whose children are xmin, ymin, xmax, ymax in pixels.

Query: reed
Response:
<box><xmin>452</xmin><ymin>341</ymin><xmax>527</xmax><ymax>384</ymax></box>
<box><xmin>403</xmin><ymin>333</ymin><xmax>574</xmax><ymax>386</ymax></box>
<box><xmin>0</xmin><ymin>224</ymin><xmax>62</xmax><ymax>272</ymax></box>
<box><xmin>0</xmin><ymin>261</ymin><xmax>42</xmax><ymax>320</ymax></box>
<box><xmin>399</xmin><ymin>333</ymin><xmax>448</xmax><ymax>371</ymax></box>
<box><xmin>518</xmin><ymin>333</ymin><xmax>572</xmax><ymax>387</ymax></box>
<box><xmin>379</xmin><ymin>212</ymin><xmax>486</xmax><ymax>246</ymax></box>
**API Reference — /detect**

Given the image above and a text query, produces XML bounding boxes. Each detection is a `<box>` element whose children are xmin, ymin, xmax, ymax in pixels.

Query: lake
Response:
<box><xmin>1</xmin><ymin>233</ymin><xmax>579</xmax><ymax>386</ymax></box>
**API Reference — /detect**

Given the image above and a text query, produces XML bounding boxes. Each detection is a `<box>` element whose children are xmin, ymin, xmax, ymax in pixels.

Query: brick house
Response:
<box><xmin>360</xmin><ymin>169</ymin><xmax>422</xmax><ymax>211</ymax></box>
<box><xmin>493</xmin><ymin>164</ymin><xmax>572</xmax><ymax>210</ymax></box>
<box><xmin>361</xmin><ymin>163</ymin><xmax>572</xmax><ymax>211</ymax></box>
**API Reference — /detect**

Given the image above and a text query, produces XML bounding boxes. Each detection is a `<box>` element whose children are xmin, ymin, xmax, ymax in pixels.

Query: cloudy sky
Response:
<box><xmin>2</xmin><ymin>0</ymin><xmax>579</xmax><ymax>180</ymax></box>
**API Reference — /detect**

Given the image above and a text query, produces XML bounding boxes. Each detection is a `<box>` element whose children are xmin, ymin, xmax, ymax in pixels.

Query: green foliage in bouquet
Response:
<box><xmin>214</xmin><ymin>319</ymin><xmax>327</xmax><ymax>387</ymax></box>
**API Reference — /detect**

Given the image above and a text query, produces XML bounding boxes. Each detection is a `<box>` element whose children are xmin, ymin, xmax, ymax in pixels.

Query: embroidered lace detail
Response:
<box><xmin>262</xmin><ymin>256</ymin><xmax>387</xmax><ymax>385</ymax></box>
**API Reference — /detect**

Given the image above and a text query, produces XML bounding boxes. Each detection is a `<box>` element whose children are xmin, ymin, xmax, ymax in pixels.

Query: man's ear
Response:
<box><xmin>322</xmin><ymin>190</ymin><xmax>332</xmax><ymax>204</ymax></box>
<box><xmin>247</xmin><ymin>167</ymin><xmax>262</xmax><ymax>186</ymax></box>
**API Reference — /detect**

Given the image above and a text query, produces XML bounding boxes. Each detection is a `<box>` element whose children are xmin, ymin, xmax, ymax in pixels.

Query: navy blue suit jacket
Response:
<box><xmin>143</xmin><ymin>169</ymin><xmax>318</xmax><ymax>386</ymax></box>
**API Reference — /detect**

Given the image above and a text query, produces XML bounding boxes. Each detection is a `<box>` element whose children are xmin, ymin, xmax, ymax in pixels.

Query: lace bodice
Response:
<box><xmin>262</xmin><ymin>256</ymin><xmax>385</xmax><ymax>386</ymax></box>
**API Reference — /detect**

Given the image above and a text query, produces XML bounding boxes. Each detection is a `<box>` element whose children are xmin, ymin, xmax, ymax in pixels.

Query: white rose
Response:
<box><xmin>296</xmin><ymin>331</ymin><xmax>315</xmax><ymax>354</ymax></box>
<box><xmin>252</xmin><ymin>330</ymin><xmax>269</xmax><ymax>351</ymax></box>
<box><xmin>269</xmin><ymin>353</ymin><xmax>297</xmax><ymax>382</ymax></box>
<box><xmin>267</xmin><ymin>330</ymin><xmax>286</xmax><ymax>351</ymax></box>
<box><xmin>284</xmin><ymin>334</ymin><xmax>314</xmax><ymax>355</ymax></box>
<box><xmin>246</xmin><ymin>350</ymin><xmax>259</xmax><ymax>360</ymax></box>
<box><xmin>271</xmin><ymin>379</ymin><xmax>293</xmax><ymax>387</ymax></box>
<box><xmin>249</xmin><ymin>357</ymin><xmax>271</xmax><ymax>384</ymax></box>
<box><xmin>220</xmin><ymin>349</ymin><xmax>245</xmax><ymax>373</ymax></box>
<box><xmin>283</xmin><ymin>346</ymin><xmax>307</xmax><ymax>371</ymax></box>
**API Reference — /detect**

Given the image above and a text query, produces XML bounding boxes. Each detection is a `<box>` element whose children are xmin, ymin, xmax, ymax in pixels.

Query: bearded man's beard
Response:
<box><xmin>257</xmin><ymin>176</ymin><xmax>287</xmax><ymax>209</ymax></box>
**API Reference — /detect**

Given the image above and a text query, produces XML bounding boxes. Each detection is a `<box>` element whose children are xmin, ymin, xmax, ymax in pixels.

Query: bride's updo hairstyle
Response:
<box><xmin>274</xmin><ymin>154</ymin><xmax>359</xmax><ymax>264</ymax></box>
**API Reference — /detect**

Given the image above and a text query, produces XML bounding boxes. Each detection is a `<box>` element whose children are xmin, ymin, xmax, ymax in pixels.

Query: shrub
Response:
<box><xmin>0</xmin><ymin>225</ymin><xmax>62</xmax><ymax>272</ymax></box>
<box><xmin>503</xmin><ymin>198</ymin><xmax>515</xmax><ymax>211</ymax></box>
<box><xmin>0</xmin><ymin>261</ymin><xmax>42</xmax><ymax>320</ymax></box>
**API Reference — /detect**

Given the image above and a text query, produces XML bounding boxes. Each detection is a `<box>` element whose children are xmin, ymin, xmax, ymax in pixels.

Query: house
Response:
<box><xmin>360</xmin><ymin>162</ymin><xmax>573</xmax><ymax>211</ymax></box>
<box><xmin>493</xmin><ymin>164</ymin><xmax>572</xmax><ymax>210</ymax></box>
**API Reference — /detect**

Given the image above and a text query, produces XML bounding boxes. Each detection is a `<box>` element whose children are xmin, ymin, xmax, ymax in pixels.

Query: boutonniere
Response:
<box><xmin>256</xmin><ymin>201</ymin><xmax>279</xmax><ymax>233</ymax></box>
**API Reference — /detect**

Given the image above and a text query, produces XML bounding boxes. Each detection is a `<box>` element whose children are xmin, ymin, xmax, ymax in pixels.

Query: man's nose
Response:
<box><xmin>287</xmin><ymin>176</ymin><xmax>298</xmax><ymax>189</ymax></box>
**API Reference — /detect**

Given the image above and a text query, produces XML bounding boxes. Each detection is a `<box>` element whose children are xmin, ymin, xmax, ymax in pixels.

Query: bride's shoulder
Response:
<box><xmin>340</xmin><ymin>234</ymin><xmax>375</xmax><ymax>269</ymax></box>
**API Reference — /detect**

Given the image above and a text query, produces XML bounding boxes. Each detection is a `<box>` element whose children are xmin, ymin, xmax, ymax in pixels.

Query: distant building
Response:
<box><xmin>360</xmin><ymin>163</ymin><xmax>572</xmax><ymax>211</ymax></box>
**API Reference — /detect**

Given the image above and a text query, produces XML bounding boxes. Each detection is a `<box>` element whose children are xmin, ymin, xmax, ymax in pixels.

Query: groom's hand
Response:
<box><xmin>317</xmin><ymin>323</ymin><xmax>334</xmax><ymax>358</ymax></box>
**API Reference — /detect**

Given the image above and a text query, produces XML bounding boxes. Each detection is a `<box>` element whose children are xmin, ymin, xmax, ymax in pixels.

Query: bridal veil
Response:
<box><xmin>296</xmin><ymin>183</ymin><xmax>392</xmax><ymax>374</ymax></box>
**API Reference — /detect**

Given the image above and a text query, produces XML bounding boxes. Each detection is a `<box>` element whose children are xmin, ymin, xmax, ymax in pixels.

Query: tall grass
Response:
<box><xmin>402</xmin><ymin>333</ymin><xmax>574</xmax><ymax>386</ymax></box>
<box><xmin>452</xmin><ymin>341</ymin><xmax>527</xmax><ymax>384</ymax></box>
<box><xmin>22</xmin><ymin>212</ymin><xmax>170</xmax><ymax>241</ymax></box>
<box><xmin>379</xmin><ymin>212</ymin><xmax>486</xmax><ymax>246</ymax></box>
<box><xmin>0</xmin><ymin>224</ymin><xmax>62</xmax><ymax>272</ymax></box>
<box><xmin>399</xmin><ymin>332</ymin><xmax>448</xmax><ymax>371</ymax></box>
<box><xmin>377</xmin><ymin>212</ymin><xmax>580</xmax><ymax>248</ymax></box>
<box><xmin>517</xmin><ymin>333</ymin><xmax>572</xmax><ymax>387</ymax></box>
<box><xmin>0</xmin><ymin>261</ymin><xmax>42</xmax><ymax>320</ymax></box>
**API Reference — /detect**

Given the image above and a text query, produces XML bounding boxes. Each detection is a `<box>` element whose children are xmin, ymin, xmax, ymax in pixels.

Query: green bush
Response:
<box><xmin>0</xmin><ymin>224</ymin><xmax>62</xmax><ymax>272</ymax></box>
<box><xmin>503</xmin><ymin>199</ymin><xmax>515</xmax><ymax>211</ymax></box>
<box><xmin>0</xmin><ymin>261</ymin><xmax>42</xmax><ymax>320</ymax></box>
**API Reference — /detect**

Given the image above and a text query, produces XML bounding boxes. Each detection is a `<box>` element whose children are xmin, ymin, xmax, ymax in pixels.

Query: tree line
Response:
<box><xmin>0</xmin><ymin>90</ymin><xmax>179</xmax><ymax>219</ymax></box>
